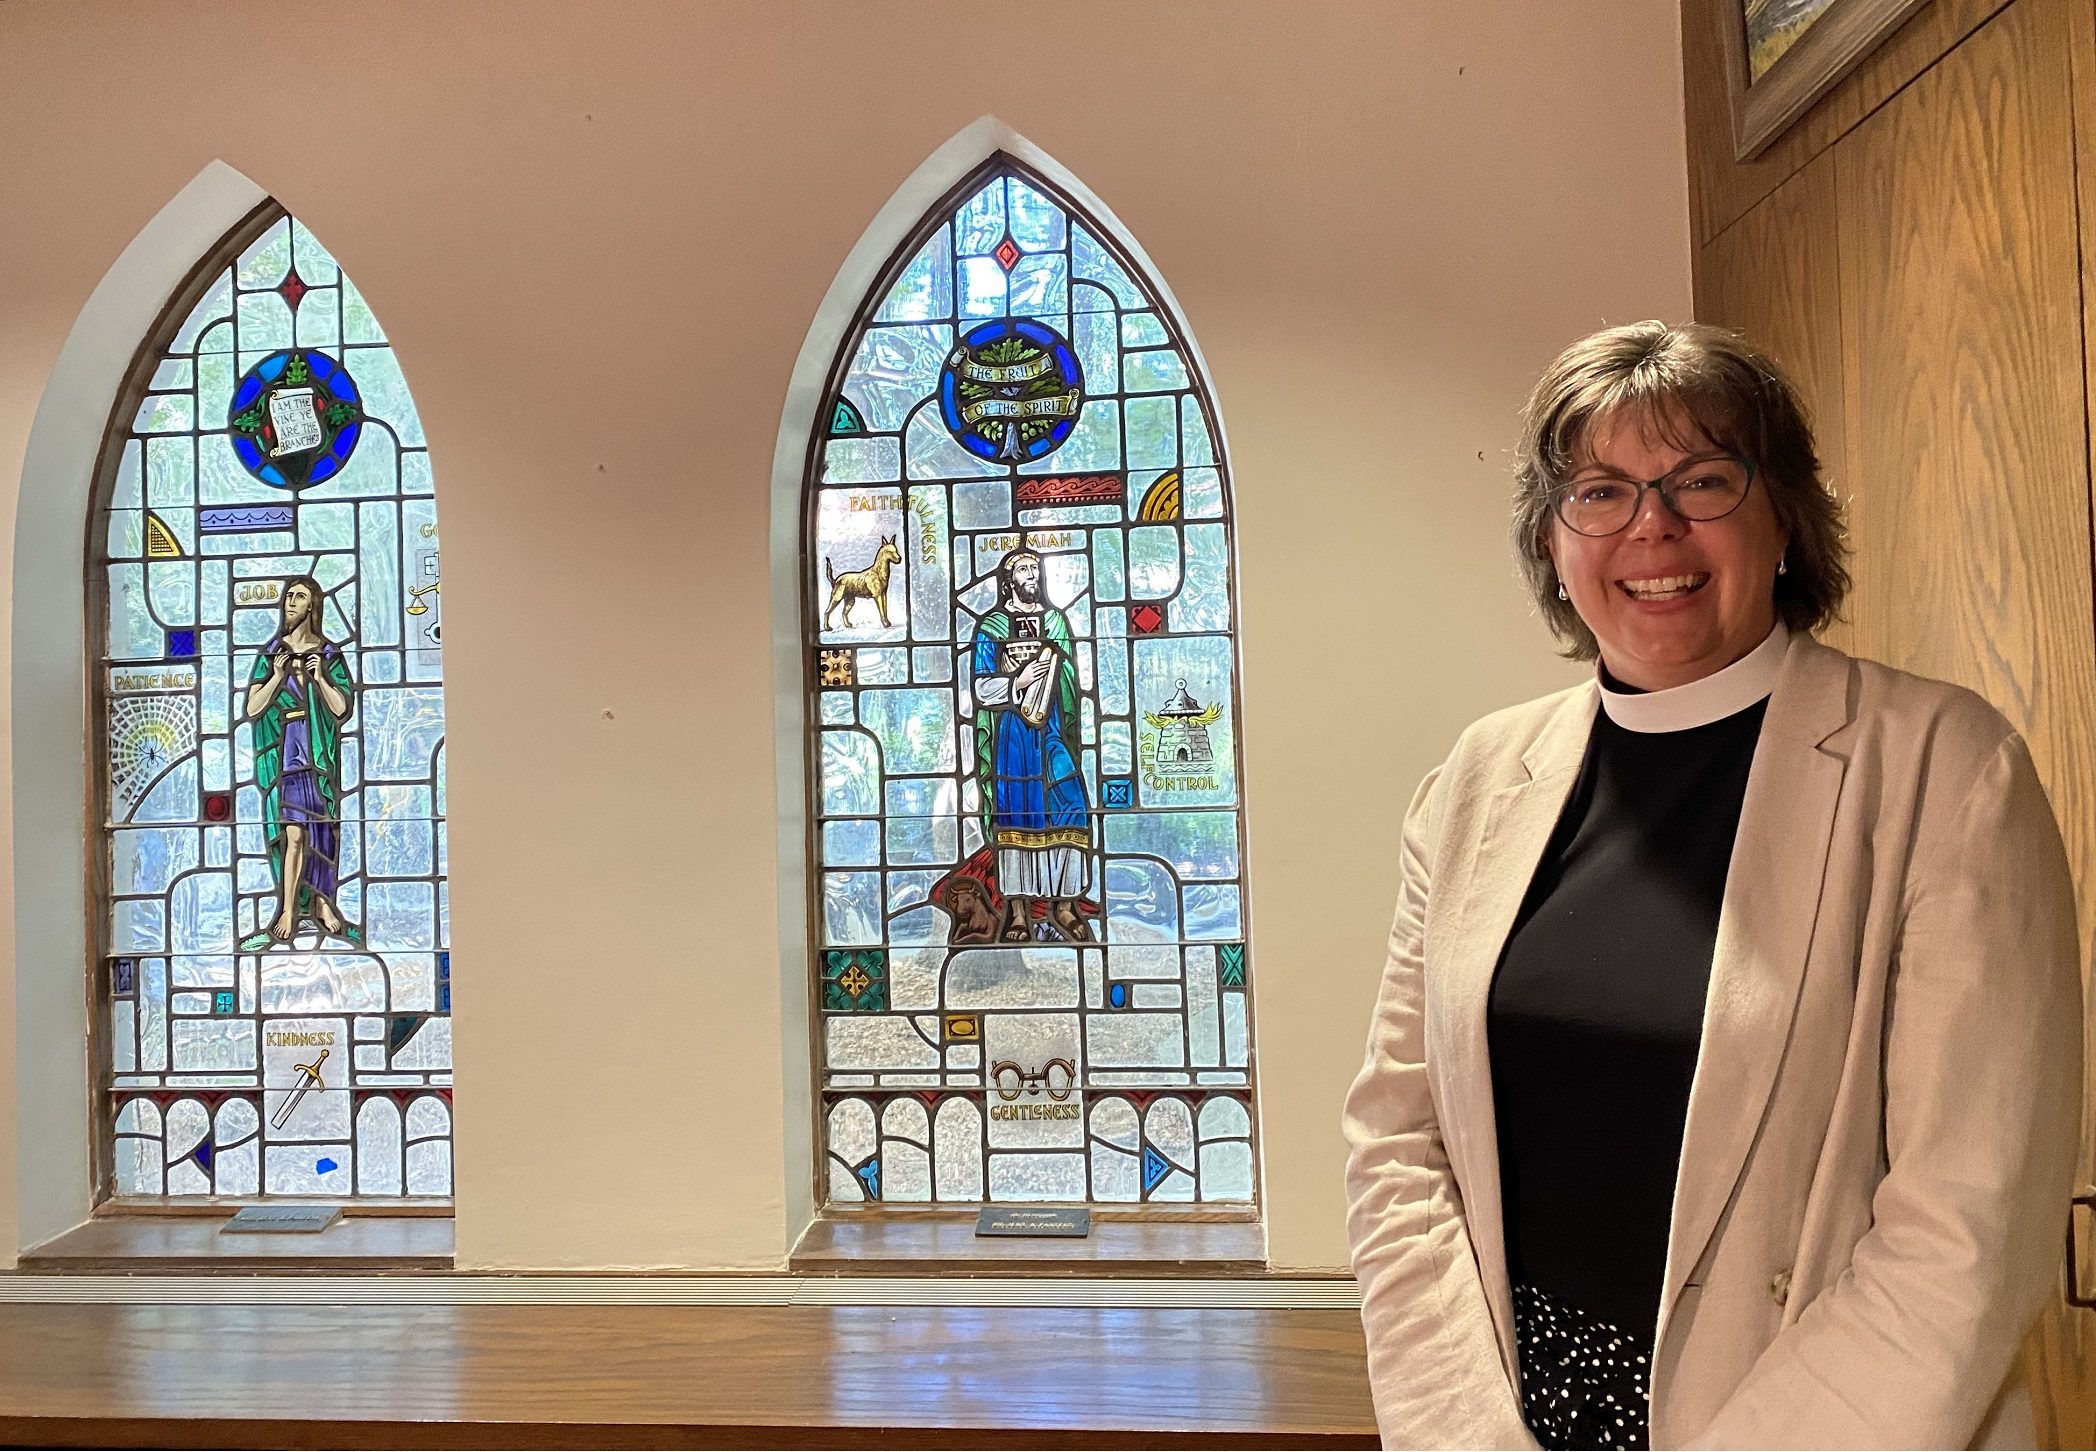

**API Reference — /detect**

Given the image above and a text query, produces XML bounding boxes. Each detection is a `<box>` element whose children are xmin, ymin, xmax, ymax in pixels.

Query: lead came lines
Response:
<box><xmin>807</xmin><ymin>162</ymin><xmax>1256</xmax><ymax>1208</ymax></box>
<box><xmin>98</xmin><ymin>212</ymin><xmax>453</xmax><ymax>1200</ymax></box>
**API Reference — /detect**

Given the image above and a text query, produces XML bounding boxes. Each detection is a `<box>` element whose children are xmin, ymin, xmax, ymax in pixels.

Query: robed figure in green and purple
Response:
<box><xmin>972</xmin><ymin>548</ymin><xmax>1094</xmax><ymax>943</ymax></box>
<box><xmin>239</xmin><ymin>575</ymin><xmax>359</xmax><ymax>951</ymax></box>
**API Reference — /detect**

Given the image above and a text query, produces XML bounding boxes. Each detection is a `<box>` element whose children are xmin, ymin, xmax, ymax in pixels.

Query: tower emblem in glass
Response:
<box><xmin>807</xmin><ymin>161</ymin><xmax>1256</xmax><ymax>1207</ymax></box>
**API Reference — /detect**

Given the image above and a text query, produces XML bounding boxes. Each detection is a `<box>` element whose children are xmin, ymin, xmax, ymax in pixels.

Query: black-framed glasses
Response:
<box><xmin>1551</xmin><ymin>453</ymin><xmax>1757</xmax><ymax>537</ymax></box>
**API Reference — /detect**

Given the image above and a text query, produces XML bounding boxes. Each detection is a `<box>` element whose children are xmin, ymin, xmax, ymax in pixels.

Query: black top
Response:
<box><xmin>1486</xmin><ymin>692</ymin><xmax>1768</xmax><ymax>1346</ymax></box>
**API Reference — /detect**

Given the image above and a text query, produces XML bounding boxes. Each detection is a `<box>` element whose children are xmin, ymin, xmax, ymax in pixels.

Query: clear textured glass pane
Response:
<box><xmin>959</xmin><ymin>257</ymin><xmax>1007</xmax><ymax>318</ymax></box>
<box><xmin>844</xmin><ymin>324</ymin><xmax>950</xmax><ymax>432</ymax></box>
<box><xmin>355</xmin><ymin>1097</ymin><xmax>403</xmax><ymax>1196</ymax></box>
<box><xmin>1121</xmin><ymin>312</ymin><xmax>1169</xmax><ymax>349</ymax></box>
<box><xmin>235</xmin><ymin>290</ymin><xmax>293</xmax><ymax>352</ymax></box>
<box><xmin>1172</xmin><ymin>524</ymin><xmax>1231</xmax><ymax>631</ymax></box>
<box><xmin>134</xmin><ymin>394</ymin><xmax>194</xmax><ymax>433</ymax></box>
<box><xmin>987</xmin><ymin>1152</ymin><xmax>1086</xmax><ymax>1201</ymax></box>
<box><xmin>171</xmin><ymin>272</ymin><xmax>233</xmax><ymax>354</ymax></box>
<box><xmin>1199</xmin><ymin>1140</ymin><xmax>1254</xmax><ymax>1201</ymax></box>
<box><xmin>1123</xmin><ymin>350</ymin><xmax>1190</xmax><ymax>393</ymax></box>
<box><xmin>236</xmin><ymin>220</ymin><xmax>291</xmax><ymax>290</ymax></box>
<box><xmin>954</xmin><ymin>180</ymin><xmax>1005</xmax><ymax>255</ymax></box>
<box><xmin>822</xmin><ymin>731</ymin><xmax>882</xmax><ymax>816</ymax></box>
<box><xmin>934</xmin><ymin>1097</ymin><xmax>984</xmax><ymax>1200</ymax></box>
<box><xmin>1124</xmin><ymin>395</ymin><xmax>1177</xmax><ymax>470</ymax></box>
<box><xmin>856</xmin><ymin>689</ymin><xmax>955</xmax><ymax>775</ymax></box>
<box><xmin>1102</xmin><ymin>812</ymin><xmax>1240</xmax><ymax>879</ymax></box>
<box><xmin>824</xmin><ymin>871</ymin><xmax>883</xmax><ymax>945</ymax></box>
<box><xmin>823</xmin><ymin>819</ymin><xmax>881</xmax><ymax>867</ymax></box>
<box><xmin>1126</xmin><ymin>526</ymin><xmax>1180</xmax><ymax>600</ymax></box>
<box><xmin>341</xmin><ymin>345</ymin><xmax>424</xmax><ymax>446</ymax></box>
<box><xmin>821</xmin><ymin>437</ymin><xmax>903</xmax><ymax>486</ymax></box>
<box><xmin>1006</xmin><ymin>178</ymin><xmax>1067</xmax><ymax>252</ymax></box>
<box><xmin>875</xmin><ymin>229</ymin><xmax>954</xmax><ymax>324</ymax></box>
<box><xmin>1006</xmin><ymin>255</ymin><xmax>1067</xmax><ymax>317</ymax></box>
<box><xmin>1073</xmin><ymin>225</ymin><xmax>1144</xmax><ymax>309</ymax></box>
<box><xmin>289</xmin><ymin>218</ymin><xmax>341</xmax><ymax>285</ymax></box>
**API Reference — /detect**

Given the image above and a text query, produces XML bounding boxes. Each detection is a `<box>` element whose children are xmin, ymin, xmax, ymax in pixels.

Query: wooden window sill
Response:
<box><xmin>791</xmin><ymin>1209</ymin><xmax>1268</xmax><ymax>1275</ymax></box>
<box><xmin>19</xmin><ymin>1212</ymin><xmax>453</xmax><ymax>1272</ymax></box>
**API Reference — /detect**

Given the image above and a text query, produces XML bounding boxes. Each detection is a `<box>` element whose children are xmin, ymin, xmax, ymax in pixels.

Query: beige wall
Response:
<box><xmin>0</xmin><ymin>0</ymin><xmax>1688</xmax><ymax>1271</ymax></box>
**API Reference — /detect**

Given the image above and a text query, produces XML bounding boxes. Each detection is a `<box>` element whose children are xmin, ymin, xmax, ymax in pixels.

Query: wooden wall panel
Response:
<box><xmin>1834</xmin><ymin>0</ymin><xmax>2096</xmax><ymax>939</ymax></box>
<box><xmin>1692</xmin><ymin>150</ymin><xmax>1853</xmax><ymax>652</ymax></box>
<box><xmin>1684</xmin><ymin>0</ymin><xmax>2010</xmax><ymax>245</ymax></box>
<box><xmin>1691</xmin><ymin>0</ymin><xmax>2096</xmax><ymax>1441</ymax></box>
<box><xmin>1837</xmin><ymin>0</ymin><xmax>2096</xmax><ymax>1441</ymax></box>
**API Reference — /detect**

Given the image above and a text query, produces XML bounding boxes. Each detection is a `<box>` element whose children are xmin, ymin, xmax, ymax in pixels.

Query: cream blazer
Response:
<box><xmin>1342</xmin><ymin>631</ymin><xmax>2083</xmax><ymax>1449</ymax></box>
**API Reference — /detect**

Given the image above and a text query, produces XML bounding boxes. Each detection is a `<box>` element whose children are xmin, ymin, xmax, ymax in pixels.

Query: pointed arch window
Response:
<box><xmin>95</xmin><ymin>207</ymin><xmax>452</xmax><ymax>1201</ymax></box>
<box><xmin>805</xmin><ymin>157</ymin><xmax>1256</xmax><ymax>1207</ymax></box>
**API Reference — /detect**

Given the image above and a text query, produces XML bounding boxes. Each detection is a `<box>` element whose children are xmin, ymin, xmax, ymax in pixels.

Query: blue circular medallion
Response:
<box><xmin>939</xmin><ymin>319</ymin><xmax>1084</xmax><ymax>464</ymax></box>
<box><xmin>227</xmin><ymin>348</ymin><xmax>365</xmax><ymax>489</ymax></box>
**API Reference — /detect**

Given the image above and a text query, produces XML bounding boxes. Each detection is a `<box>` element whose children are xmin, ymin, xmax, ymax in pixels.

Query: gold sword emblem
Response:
<box><xmin>270</xmin><ymin>1047</ymin><xmax>329</xmax><ymax>1129</ymax></box>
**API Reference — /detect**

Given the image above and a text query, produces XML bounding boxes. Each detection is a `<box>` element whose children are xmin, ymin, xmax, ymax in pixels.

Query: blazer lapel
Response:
<box><xmin>1657</xmin><ymin>635</ymin><xmax>1853</xmax><ymax>1342</ymax></box>
<box><xmin>1435</xmin><ymin>682</ymin><xmax>1597</xmax><ymax>1376</ymax></box>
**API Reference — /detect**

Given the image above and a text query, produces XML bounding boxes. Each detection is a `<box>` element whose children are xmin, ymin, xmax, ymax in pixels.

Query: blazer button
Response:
<box><xmin>1770</xmin><ymin>1267</ymin><xmax>1792</xmax><ymax>1307</ymax></box>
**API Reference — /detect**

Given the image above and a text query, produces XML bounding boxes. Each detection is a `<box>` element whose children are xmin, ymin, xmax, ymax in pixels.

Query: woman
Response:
<box><xmin>1341</xmin><ymin>322</ymin><xmax>2082</xmax><ymax>1449</ymax></box>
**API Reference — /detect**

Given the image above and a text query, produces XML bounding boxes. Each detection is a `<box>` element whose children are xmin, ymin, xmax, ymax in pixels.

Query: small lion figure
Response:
<box><xmin>824</xmin><ymin>536</ymin><xmax>902</xmax><ymax>629</ymax></box>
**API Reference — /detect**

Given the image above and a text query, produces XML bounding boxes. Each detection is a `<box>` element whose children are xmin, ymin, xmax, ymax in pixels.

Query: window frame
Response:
<box><xmin>796</xmin><ymin>153</ymin><xmax>1262</xmax><ymax>1219</ymax></box>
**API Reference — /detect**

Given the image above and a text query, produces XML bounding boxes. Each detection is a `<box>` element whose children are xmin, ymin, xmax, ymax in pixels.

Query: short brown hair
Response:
<box><xmin>1511</xmin><ymin>321</ymin><xmax>1849</xmax><ymax>660</ymax></box>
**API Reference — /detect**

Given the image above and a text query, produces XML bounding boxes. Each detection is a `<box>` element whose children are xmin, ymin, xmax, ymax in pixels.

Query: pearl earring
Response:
<box><xmin>1777</xmin><ymin>558</ymin><xmax>1789</xmax><ymax>576</ymax></box>
<box><xmin>1557</xmin><ymin>583</ymin><xmax>1569</xmax><ymax>601</ymax></box>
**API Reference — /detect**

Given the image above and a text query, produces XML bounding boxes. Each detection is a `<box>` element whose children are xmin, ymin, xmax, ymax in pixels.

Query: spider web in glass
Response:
<box><xmin>808</xmin><ymin>165</ymin><xmax>1255</xmax><ymax>1206</ymax></box>
<box><xmin>102</xmin><ymin>215</ymin><xmax>452</xmax><ymax>1199</ymax></box>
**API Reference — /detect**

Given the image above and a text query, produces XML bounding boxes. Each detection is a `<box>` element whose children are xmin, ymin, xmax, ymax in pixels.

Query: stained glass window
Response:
<box><xmin>806</xmin><ymin>160</ymin><xmax>1256</xmax><ymax>1206</ymax></box>
<box><xmin>97</xmin><ymin>210</ymin><xmax>451</xmax><ymax>1200</ymax></box>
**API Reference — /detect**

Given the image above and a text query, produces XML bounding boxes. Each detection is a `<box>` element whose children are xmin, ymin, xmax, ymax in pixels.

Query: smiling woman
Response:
<box><xmin>1511</xmin><ymin>321</ymin><xmax>1849</xmax><ymax>687</ymax></box>
<box><xmin>1342</xmin><ymin>323</ymin><xmax>2081</xmax><ymax>1448</ymax></box>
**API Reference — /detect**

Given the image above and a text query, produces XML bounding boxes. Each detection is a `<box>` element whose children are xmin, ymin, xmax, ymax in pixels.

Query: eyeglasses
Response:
<box><xmin>1551</xmin><ymin>454</ymin><xmax>1756</xmax><ymax>537</ymax></box>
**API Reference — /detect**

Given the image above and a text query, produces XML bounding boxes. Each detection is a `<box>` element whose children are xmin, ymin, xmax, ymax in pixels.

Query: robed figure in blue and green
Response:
<box><xmin>239</xmin><ymin>576</ymin><xmax>359</xmax><ymax>950</ymax></box>
<box><xmin>972</xmin><ymin>548</ymin><xmax>1094</xmax><ymax>942</ymax></box>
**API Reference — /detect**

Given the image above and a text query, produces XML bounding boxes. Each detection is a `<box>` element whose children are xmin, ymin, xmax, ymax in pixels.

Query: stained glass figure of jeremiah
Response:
<box><xmin>238</xmin><ymin>575</ymin><xmax>359</xmax><ymax>950</ymax></box>
<box><xmin>972</xmin><ymin>548</ymin><xmax>1094</xmax><ymax>942</ymax></box>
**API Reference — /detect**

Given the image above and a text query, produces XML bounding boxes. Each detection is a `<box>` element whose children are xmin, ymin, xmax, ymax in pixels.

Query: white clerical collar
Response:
<box><xmin>1598</xmin><ymin>623</ymin><xmax>1789</xmax><ymax>733</ymax></box>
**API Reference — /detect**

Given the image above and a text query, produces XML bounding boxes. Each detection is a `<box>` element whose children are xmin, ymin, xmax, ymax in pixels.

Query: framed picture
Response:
<box><xmin>1722</xmin><ymin>0</ymin><xmax>1932</xmax><ymax>160</ymax></box>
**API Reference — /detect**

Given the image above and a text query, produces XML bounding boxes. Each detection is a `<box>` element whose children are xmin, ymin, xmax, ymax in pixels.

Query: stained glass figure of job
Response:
<box><xmin>241</xmin><ymin>575</ymin><xmax>358</xmax><ymax>950</ymax></box>
<box><xmin>96</xmin><ymin>210</ymin><xmax>453</xmax><ymax>1200</ymax></box>
<box><xmin>806</xmin><ymin>158</ymin><xmax>1258</xmax><ymax>1208</ymax></box>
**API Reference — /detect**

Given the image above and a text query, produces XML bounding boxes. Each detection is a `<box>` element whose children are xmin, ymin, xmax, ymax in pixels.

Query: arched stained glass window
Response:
<box><xmin>805</xmin><ymin>158</ymin><xmax>1256</xmax><ymax>1207</ymax></box>
<box><xmin>95</xmin><ymin>207</ymin><xmax>452</xmax><ymax>1201</ymax></box>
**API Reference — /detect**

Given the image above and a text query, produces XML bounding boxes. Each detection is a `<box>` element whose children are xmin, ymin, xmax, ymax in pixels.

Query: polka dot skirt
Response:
<box><xmin>1512</xmin><ymin>1282</ymin><xmax>1652</xmax><ymax>1450</ymax></box>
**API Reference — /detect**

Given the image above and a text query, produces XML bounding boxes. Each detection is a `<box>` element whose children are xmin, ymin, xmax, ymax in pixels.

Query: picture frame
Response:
<box><xmin>1721</xmin><ymin>0</ymin><xmax>1933</xmax><ymax>161</ymax></box>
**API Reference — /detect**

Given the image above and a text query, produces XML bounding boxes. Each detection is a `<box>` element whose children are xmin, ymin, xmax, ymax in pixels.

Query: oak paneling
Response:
<box><xmin>1834</xmin><ymin>0</ymin><xmax>2096</xmax><ymax>1440</ymax></box>
<box><xmin>0</xmin><ymin>1301</ymin><xmax>1377</xmax><ymax>1449</ymax></box>
<box><xmin>1833</xmin><ymin>0</ymin><xmax>2096</xmax><ymax>944</ymax></box>
<box><xmin>1684</xmin><ymin>0</ymin><xmax>2012</xmax><ymax>245</ymax></box>
<box><xmin>1691</xmin><ymin>0</ymin><xmax>2096</xmax><ymax>1441</ymax></box>
<box><xmin>1692</xmin><ymin>149</ymin><xmax>1853</xmax><ymax>651</ymax></box>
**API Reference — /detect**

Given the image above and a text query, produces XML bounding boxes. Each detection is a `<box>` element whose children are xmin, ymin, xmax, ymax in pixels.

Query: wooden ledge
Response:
<box><xmin>0</xmin><ymin>1301</ymin><xmax>1377</xmax><ymax>1447</ymax></box>
<box><xmin>791</xmin><ymin>1211</ymin><xmax>1267</xmax><ymax>1275</ymax></box>
<box><xmin>20</xmin><ymin>1213</ymin><xmax>453</xmax><ymax>1273</ymax></box>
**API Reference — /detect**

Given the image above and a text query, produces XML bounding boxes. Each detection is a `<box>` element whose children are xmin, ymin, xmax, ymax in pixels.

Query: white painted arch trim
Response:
<box><xmin>12</xmin><ymin>160</ymin><xmax>272</xmax><ymax>1252</ymax></box>
<box><xmin>766</xmin><ymin>117</ymin><xmax>1242</xmax><ymax>1244</ymax></box>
